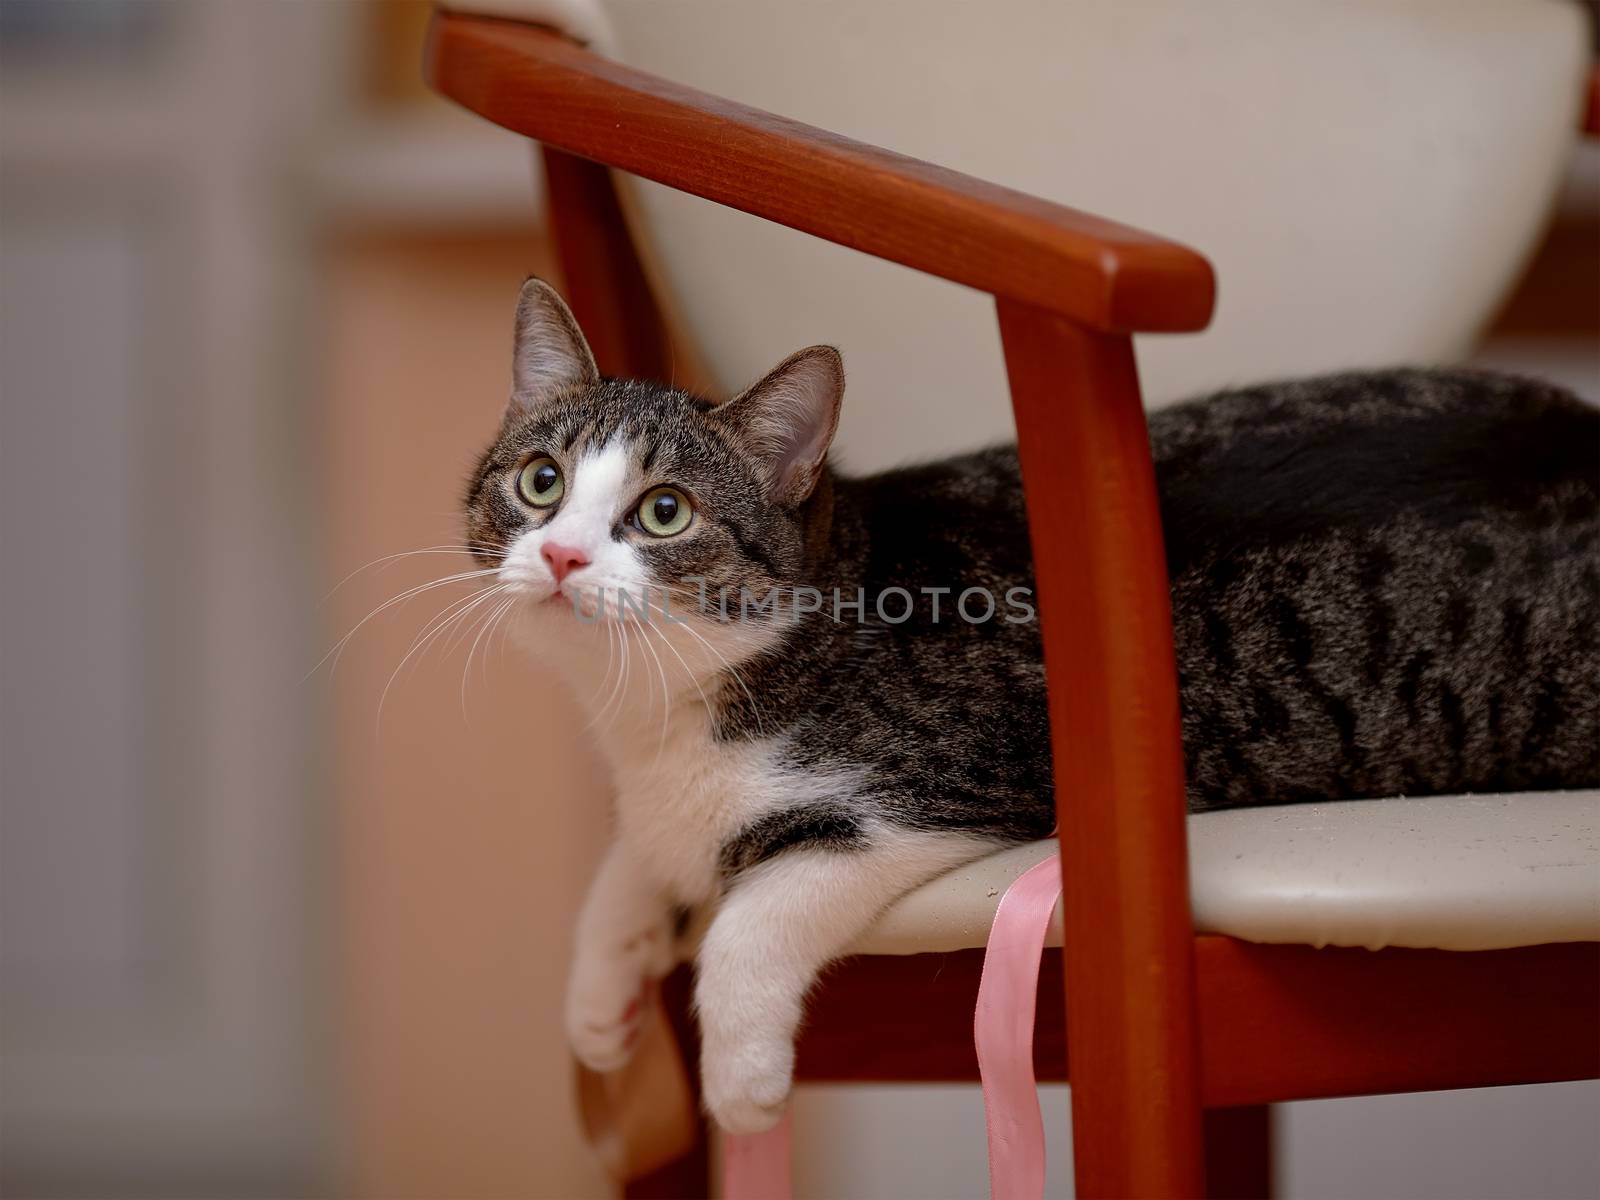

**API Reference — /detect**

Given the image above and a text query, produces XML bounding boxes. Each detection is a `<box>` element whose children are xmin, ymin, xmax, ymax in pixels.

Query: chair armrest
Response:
<box><xmin>424</xmin><ymin>13</ymin><xmax>1215</xmax><ymax>335</ymax></box>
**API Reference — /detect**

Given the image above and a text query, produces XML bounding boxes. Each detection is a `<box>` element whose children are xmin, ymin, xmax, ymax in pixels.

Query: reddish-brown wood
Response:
<box><xmin>1585</xmin><ymin>63</ymin><xmax>1600</xmax><ymax>137</ymax></box>
<box><xmin>1194</xmin><ymin>937</ymin><xmax>1600</xmax><ymax>1107</ymax></box>
<box><xmin>998</xmin><ymin>302</ymin><xmax>1204</xmax><ymax>1199</ymax></box>
<box><xmin>795</xmin><ymin>951</ymin><xmax>1069</xmax><ymax>1082</ymax></box>
<box><xmin>541</xmin><ymin>147</ymin><xmax>674</xmax><ymax>382</ymax></box>
<box><xmin>1203</xmin><ymin>1106</ymin><xmax>1273</xmax><ymax>1200</ymax></box>
<box><xmin>425</xmin><ymin>13</ymin><xmax>1215</xmax><ymax>335</ymax></box>
<box><xmin>791</xmin><ymin>941</ymin><xmax>1600</xmax><ymax>1105</ymax></box>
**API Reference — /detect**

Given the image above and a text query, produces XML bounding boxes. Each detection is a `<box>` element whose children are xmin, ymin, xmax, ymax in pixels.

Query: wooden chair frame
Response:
<box><xmin>426</xmin><ymin>14</ymin><xmax>1600</xmax><ymax>1198</ymax></box>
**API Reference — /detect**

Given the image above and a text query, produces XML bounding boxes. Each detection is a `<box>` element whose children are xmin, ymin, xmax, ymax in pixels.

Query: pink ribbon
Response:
<box><xmin>975</xmin><ymin>854</ymin><xmax>1063</xmax><ymax>1200</ymax></box>
<box><xmin>721</xmin><ymin>853</ymin><xmax>1063</xmax><ymax>1199</ymax></box>
<box><xmin>722</xmin><ymin>1105</ymin><xmax>793</xmax><ymax>1200</ymax></box>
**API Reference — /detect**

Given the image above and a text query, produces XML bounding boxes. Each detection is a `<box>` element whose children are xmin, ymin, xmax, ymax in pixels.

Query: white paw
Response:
<box><xmin>566</xmin><ymin>978</ymin><xmax>648</xmax><ymax>1072</ymax></box>
<box><xmin>700</xmin><ymin>1031</ymin><xmax>793</xmax><ymax>1135</ymax></box>
<box><xmin>565</xmin><ymin>926</ymin><xmax>671</xmax><ymax>1072</ymax></box>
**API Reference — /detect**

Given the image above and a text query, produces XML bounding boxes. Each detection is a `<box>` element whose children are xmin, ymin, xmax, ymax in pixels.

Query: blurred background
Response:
<box><xmin>0</xmin><ymin>2</ymin><xmax>1596</xmax><ymax>1198</ymax></box>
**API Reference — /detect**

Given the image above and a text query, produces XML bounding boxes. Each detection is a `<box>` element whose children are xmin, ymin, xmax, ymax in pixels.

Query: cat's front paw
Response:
<box><xmin>700</xmin><ymin>1030</ymin><xmax>793</xmax><ymax>1134</ymax></box>
<box><xmin>566</xmin><ymin>978</ymin><xmax>649</xmax><ymax>1072</ymax></box>
<box><xmin>565</xmin><ymin>926</ymin><xmax>671</xmax><ymax>1072</ymax></box>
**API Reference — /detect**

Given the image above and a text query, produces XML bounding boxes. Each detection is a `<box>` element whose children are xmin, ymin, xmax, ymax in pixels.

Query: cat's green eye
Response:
<box><xmin>517</xmin><ymin>457</ymin><xmax>564</xmax><ymax>507</ymax></box>
<box><xmin>637</xmin><ymin>487</ymin><xmax>692</xmax><ymax>537</ymax></box>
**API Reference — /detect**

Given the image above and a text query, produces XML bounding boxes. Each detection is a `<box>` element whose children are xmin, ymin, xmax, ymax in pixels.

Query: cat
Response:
<box><xmin>463</xmin><ymin>279</ymin><xmax>1598</xmax><ymax>1133</ymax></box>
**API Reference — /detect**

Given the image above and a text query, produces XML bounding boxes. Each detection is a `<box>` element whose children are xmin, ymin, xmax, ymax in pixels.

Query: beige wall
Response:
<box><xmin>325</xmin><ymin>231</ymin><xmax>612</xmax><ymax>1200</ymax></box>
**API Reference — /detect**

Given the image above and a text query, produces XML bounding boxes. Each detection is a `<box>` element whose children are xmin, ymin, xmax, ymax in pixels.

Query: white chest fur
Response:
<box><xmin>510</xmin><ymin>604</ymin><xmax>824</xmax><ymax>904</ymax></box>
<box><xmin>602</xmin><ymin>708</ymin><xmax>776</xmax><ymax>904</ymax></box>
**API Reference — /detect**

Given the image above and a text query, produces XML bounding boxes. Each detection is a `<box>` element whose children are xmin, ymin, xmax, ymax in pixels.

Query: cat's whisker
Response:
<box><xmin>375</xmin><ymin>583</ymin><xmax>509</xmax><ymax>734</ymax></box>
<box><xmin>323</xmin><ymin>544</ymin><xmax>502</xmax><ymax>602</ymax></box>
<box><xmin>605</xmin><ymin>622</ymin><xmax>635</xmax><ymax>734</ymax></box>
<box><xmin>312</xmin><ymin>566</ymin><xmax>504</xmax><ymax>680</ymax></box>
<box><xmin>461</xmin><ymin>594</ymin><xmax>519</xmax><ymax>719</ymax></box>
<box><xmin>665</xmin><ymin>610</ymin><xmax>770</xmax><ymax>739</ymax></box>
<box><xmin>583</xmin><ymin>604</ymin><xmax>620</xmax><ymax>716</ymax></box>
<box><xmin>595</xmin><ymin>624</ymin><xmax>630</xmax><ymax>739</ymax></box>
<box><xmin>615</xmin><ymin>618</ymin><xmax>642</xmax><ymax>733</ymax></box>
<box><xmin>587</xmin><ymin>601</ymin><xmax>633</xmax><ymax>735</ymax></box>
<box><xmin>394</xmin><ymin>581</ymin><xmax>505</xmax><ymax>676</ymax></box>
<box><xmin>642</xmin><ymin>603</ymin><xmax>716</xmax><ymax>717</ymax></box>
<box><xmin>439</xmin><ymin>580</ymin><xmax>512</xmax><ymax>661</ymax></box>
<box><xmin>320</xmin><ymin>571</ymin><xmax>501</xmax><ymax>688</ymax></box>
<box><xmin>646</xmin><ymin>598</ymin><xmax>729</xmax><ymax>704</ymax></box>
<box><xmin>480</xmin><ymin>592</ymin><xmax>521</xmax><ymax>686</ymax></box>
<box><xmin>489</xmin><ymin>588</ymin><xmax>524</xmax><ymax>665</ymax></box>
<box><xmin>387</xmin><ymin>583</ymin><xmax>510</xmax><ymax>723</ymax></box>
<box><xmin>631</xmin><ymin>614</ymin><xmax>674</xmax><ymax>767</ymax></box>
<box><xmin>484</xmin><ymin>589</ymin><xmax>522</xmax><ymax>665</ymax></box>
<box><xmin>615</xmin><ymin>610</ymin><xmax>656</xmax><ymax>731</ymax></box>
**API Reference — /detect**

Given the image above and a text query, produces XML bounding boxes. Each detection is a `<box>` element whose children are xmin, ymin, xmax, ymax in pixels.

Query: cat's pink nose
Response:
<box><xmin>541</xmin><ymin>542</ymin><xmax>590</xmax><ymax>583</ymax></box>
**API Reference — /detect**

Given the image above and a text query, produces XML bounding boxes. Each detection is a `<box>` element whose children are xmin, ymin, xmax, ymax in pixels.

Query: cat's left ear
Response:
<box><xmin>712</xmin><ymin>346</ymin><xmax>844</xmax><ymax>505</ymax></box>
<box><xmin>508</xmin><ymin>277</ymin><xmax>598</xmax><ymax>418</ymax></box>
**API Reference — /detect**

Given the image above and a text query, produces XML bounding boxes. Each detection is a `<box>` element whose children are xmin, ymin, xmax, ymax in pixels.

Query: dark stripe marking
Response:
<box><xmin>719</xmin><ymin>804</ymin><xmax>867</xmax><ymax>875</ymax></box>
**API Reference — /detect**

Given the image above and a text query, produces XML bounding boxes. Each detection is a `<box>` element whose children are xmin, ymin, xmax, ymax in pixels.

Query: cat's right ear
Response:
<box><xmin>507</xmin><ymin>278</ymin><xmax>598</xmax><ymax>419</ymax></box>
<box><xmin>711</xmin><ymin>346</ymin><xmax>844</xmax><ymax>505</ymax></box>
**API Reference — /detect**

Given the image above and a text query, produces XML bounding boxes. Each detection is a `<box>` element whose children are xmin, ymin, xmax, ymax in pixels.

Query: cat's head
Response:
<box><xmin>463</xmin><ymin>278</ymin><xmax>843</xmax><ymax>654</ymax></box>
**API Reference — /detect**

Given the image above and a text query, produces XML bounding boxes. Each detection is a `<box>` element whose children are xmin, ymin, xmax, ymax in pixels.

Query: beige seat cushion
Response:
<box><xmin>852</xmin><ymin>791</ymin><xmax>1600</xmax><ymax>955</ymax></box>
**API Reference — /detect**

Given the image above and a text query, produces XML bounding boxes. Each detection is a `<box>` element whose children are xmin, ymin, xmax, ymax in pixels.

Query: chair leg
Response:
<box><xmin>623</xmin><ymin>968</ymin><xmax>711</xmax><ymax>1200</ymax></box>
<box><xmin>998</xmin><ymin>301</ymin><xmax>1205</xmax><ymax>1198</ymax></box>
<box><xmin>1203</xmin><ymin>1105</ymin><xmax>1274</xmax><ymax>1200</ymax></box>
<box><xmin>623</xmin><ymin>1141</ymin><xmax>711</xmax><ymax>1200</ymax></box>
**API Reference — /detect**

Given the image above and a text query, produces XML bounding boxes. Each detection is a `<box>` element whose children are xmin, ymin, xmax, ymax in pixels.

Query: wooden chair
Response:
<box><xmin>425</xmin><ymin>13</ymin><xmax>1600</xmax><ymax>1197</ymax></box>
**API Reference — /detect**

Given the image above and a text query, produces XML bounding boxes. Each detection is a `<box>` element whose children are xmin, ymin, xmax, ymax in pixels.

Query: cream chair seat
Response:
<box><xmin>854</xmin><ymin>791</ymin><xmax>1600</xmax><ymax>955</ymax></box>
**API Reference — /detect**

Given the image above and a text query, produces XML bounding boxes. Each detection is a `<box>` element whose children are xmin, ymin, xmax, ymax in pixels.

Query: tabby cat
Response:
<box><xmin>463</xmin><ymin>280</ymin><xmax>1597</xmax><ymax>1132</ymax></box>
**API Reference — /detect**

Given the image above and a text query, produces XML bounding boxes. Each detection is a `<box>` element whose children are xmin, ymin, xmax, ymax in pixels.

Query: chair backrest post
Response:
<box><xmin>541</xmin><ymin>147</ymin><xmax>673</xmax><ymax>382</ymax></box>
<box><xmin>998</xmin><ymin>297</ymin><xmax>1204</xmax><ymax>1199</ymax></box>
